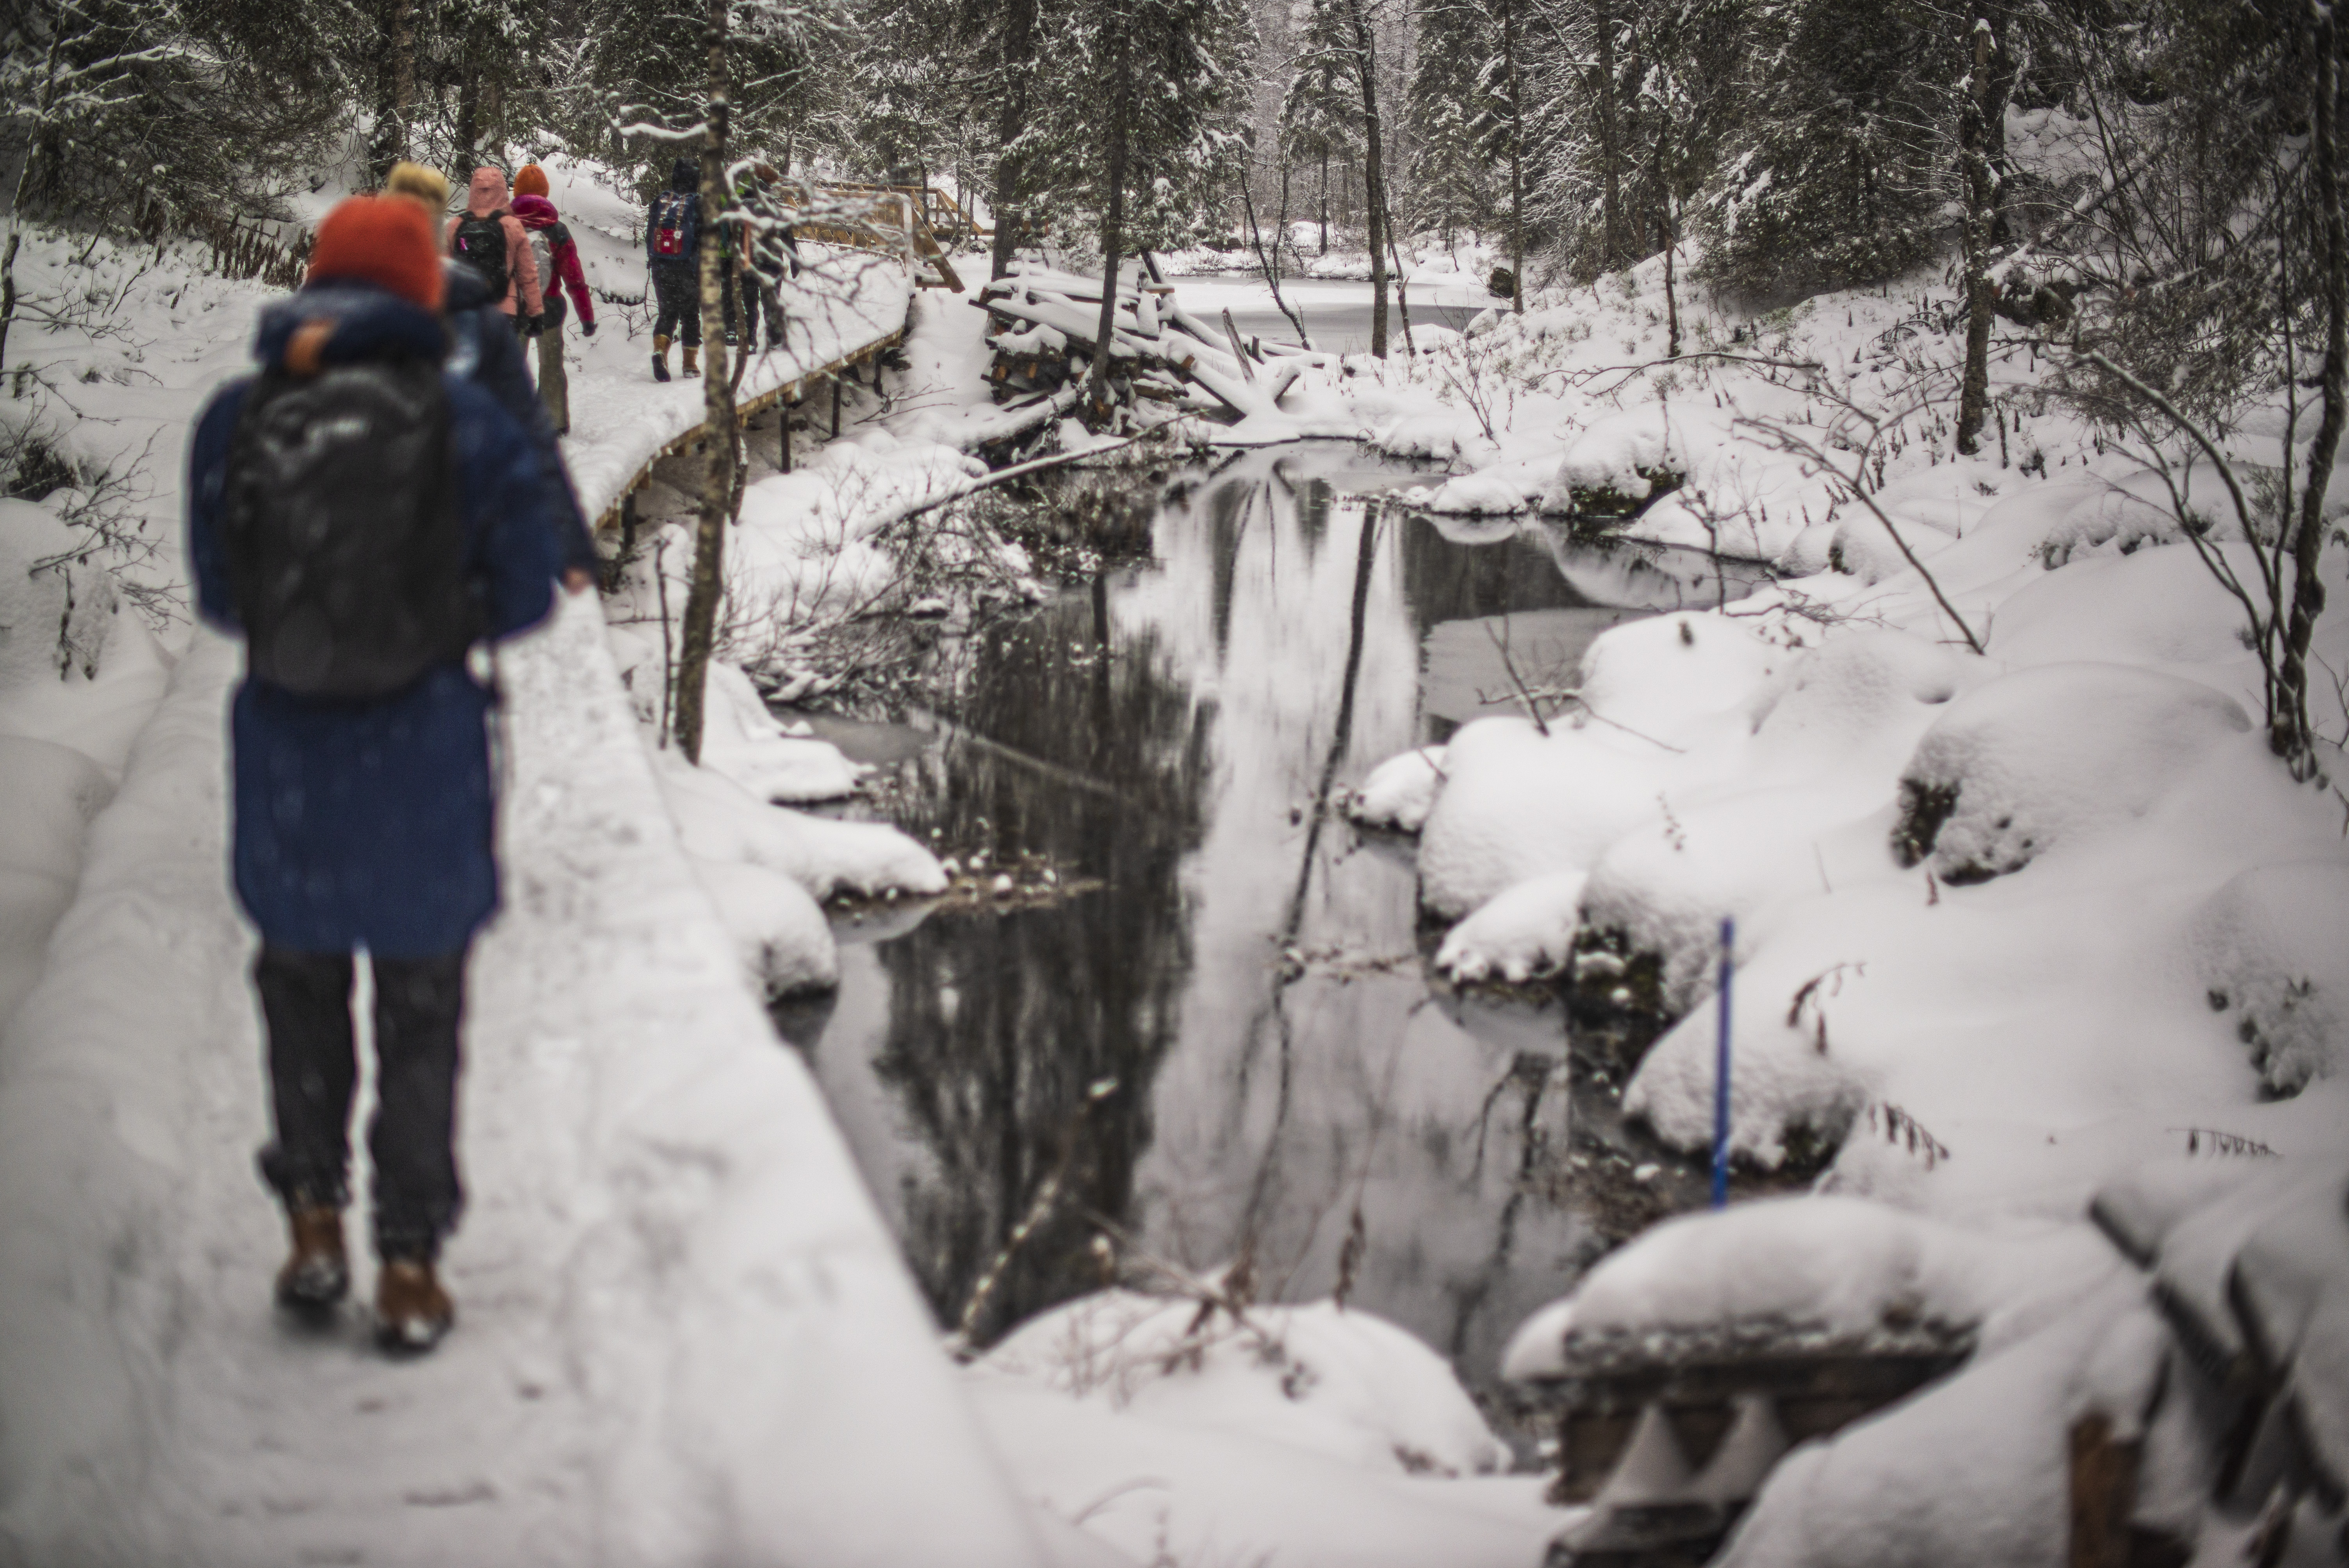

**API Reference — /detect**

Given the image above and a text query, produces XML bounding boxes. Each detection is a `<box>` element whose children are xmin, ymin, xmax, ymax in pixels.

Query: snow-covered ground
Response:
<box><xmin>0</xmin><ymin>180</ymin><xmax>1571</xmax><ymax>1566</ymax></box>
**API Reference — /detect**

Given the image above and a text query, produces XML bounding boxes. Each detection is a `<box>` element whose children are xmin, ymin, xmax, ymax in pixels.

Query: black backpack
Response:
<box><xmin>450</xmin><ymin>210</ymin><xmax>510</xmax><ymax>299</ymax></box>
<box><xmin>223</xmin><ymin>360</ymin><xmax>477</xmax><ymax>698</ymax></box>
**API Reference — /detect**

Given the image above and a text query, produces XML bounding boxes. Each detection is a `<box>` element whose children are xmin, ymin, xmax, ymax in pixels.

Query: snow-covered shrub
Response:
<box><xmin>2189</xmin><ymin>861</ymin><xmax>2349</xmax><ymax>1096</ymax></box>
<box><xmin>1538</xmin><ymin>407</ymin><xmax>1687</xmax><ymax>522</ymax></box>
<box><xmin>1889</xmin><ymin>664</ymin><xmax>2253</xmax><ymax>884</ymax></box>
<box><xmin>977</xmin><ymin>1289</ymin><xmax>1510</xmax><ymax>1479</ymax></box>
<box><xmin>1417</xmin><ymin>614</ymin><xmax>1782</xmax><ymax>918</ymax></box>
<box><xmin>1435</xmin><ymin>869</ymin><xmax>1586</xmax><ymax>984</ymax></box>
<box><xmin>1502</xmin><ymin>1196</ymin><xmax>2111</xmax><ymax>1382</ymax></box>
<box><xmin>1347</xmin><ymin>744</ymin><xmax>1446</xmax><ymax>833</ymax></box>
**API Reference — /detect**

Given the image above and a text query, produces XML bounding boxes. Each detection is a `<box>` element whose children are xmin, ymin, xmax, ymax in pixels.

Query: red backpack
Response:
<box><xmin>652</xmin><ymin>191</ymin><xmax>694</xmax><ymax>258</ymax></box>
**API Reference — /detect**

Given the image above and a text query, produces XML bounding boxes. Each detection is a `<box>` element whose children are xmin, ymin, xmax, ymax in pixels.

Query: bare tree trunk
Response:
<box><xmin>1319</xmin><ymin>148</ymin><xmax>1330</xmax><ymax>251</ymax></box>
<box><xmin>454</xmin><ymin>54</ymin><xmax>479</xmax><ymax>172</ymax></box>
<box><xmin>1661</xmin><ymin>194</ymin><xmax>1679</xmax><ymax>357</ymax></box>
<box><xmin>674</xmin><ymin>0</ymin><xmax>736</xmax><ymax>765</ymax></box>
<box><xmin>1346</xmin><ymin>0</ymin><xmax>1388</xmax><ymax>356</ymax></box>
<box><xmin>2279</xmin><ymin>2</ymin><xmax>2347</xmax><ymax>771</ymax></box>
<box><xmin>987</xmin><ymin>0</ymin><xmax>1038</xmax><ymax>280</ymax></box>
<box><xmin>1594</xmin><ymin>2</ymin><xmax>1625</xmax><ymax>269</ymax></box>
<box><xmin>367</xmin><ymin>0</ymin><xmax>417</xmax><ymax>183</ymax></box>
<box><xmin>1085</xmin><ymin>12</ymin><xmax>1132</xmax><ymax>418</ymax></box>
<box><xmin>1956</xmin><ymin>12</ymin><xmax>2010</xmax><ymax>455</ymax></box>
<box><xmin>1501</xmin><ymin>0</ymin><xmax>1526</xmax><ymax>312</ymax></box>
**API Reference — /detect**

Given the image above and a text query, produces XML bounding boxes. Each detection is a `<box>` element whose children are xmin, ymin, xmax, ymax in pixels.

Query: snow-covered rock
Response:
<box><xmin>1890</xmin><ymin>663</ymin><xmax>2254</xmax><ymax>883</ymax></box>
<box><xmin>966</xmin><ymin>1289</ymin><xmax>1557</xmax><ymax>1568</ymax></box>
<box><xmin>1347</xmin><ymin>744</ymin><xmax>1446</xmax><ymax>832</ymax></box>
<box><xmin>2189</xmin><ymin>861</ymin><xmax>2349</xmax><ymax>1095</ymax></box>
<box><xmin>1436</xmin><ymin>869</ymin><xmax>1586</xmax><ymax>984</ymax></box>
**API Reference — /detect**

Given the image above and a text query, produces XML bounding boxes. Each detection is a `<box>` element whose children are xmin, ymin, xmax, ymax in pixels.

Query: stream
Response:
<box><xmin>775</xmin><ymin>444</ymin><xmax>1770</xmax><ymax>1425</ymax></box>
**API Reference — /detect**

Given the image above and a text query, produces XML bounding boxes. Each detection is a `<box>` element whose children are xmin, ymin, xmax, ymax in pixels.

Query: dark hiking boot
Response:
<box><xmin>375</xmin><ymin>1257</ymin><xmax>454</xmax><ymax>1354</ymax></box>
<box><xmin>652</xmin><ymin>333</ymin><xmax>672</xmax><ymax>382</ymax></box>
<box><xmin>274</xmin><ymin>1206</ymin><xmax>349</xmax><ymax>1317</ymax></box>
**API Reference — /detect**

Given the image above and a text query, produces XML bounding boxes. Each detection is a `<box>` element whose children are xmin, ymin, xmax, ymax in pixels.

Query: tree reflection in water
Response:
<box><xmin>872</xmin><ymin>574</ymin><xmax>1211</xmax><ymax>1347</ymax></box>
<box><xmin>799</xmin><ymin>447</ymin><xmax>1757</xmax><ymax>1402</ymax></box>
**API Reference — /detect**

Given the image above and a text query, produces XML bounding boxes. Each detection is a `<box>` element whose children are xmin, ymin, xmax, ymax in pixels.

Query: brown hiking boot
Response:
<box><xmin>274</xmin><ymin>1205</ymin><xmax>349</xmax><ymax>1317</ymax></box>
<box><xmin>375</xmin><ymin>1257</ymin><xmax>454</xmax><ymax>1354</ymax></box>
<box><xmin>681</xmin><ymin>345</ymin><xmax>700</xmax><ymax>378</ymax></box>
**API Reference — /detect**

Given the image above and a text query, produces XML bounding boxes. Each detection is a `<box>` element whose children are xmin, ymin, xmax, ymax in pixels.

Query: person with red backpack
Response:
<box><xmin>444</xmin><ymin>166</ymin><xmax>544</xmax><ymax>333</ymax></box>
<box><xmin>511</xmin><ymin>164</ymin><xmax>596</xmax><ymax>435</ymax></box>
<box><xmin>646</xmin><ymin>156</ymin><xmax>702</xmax><ymax>381</ymax></box>
<box><xmin>185</xmin><ymin>195</ymin><xmax>563</xmax><ymax>1353</ymax></box>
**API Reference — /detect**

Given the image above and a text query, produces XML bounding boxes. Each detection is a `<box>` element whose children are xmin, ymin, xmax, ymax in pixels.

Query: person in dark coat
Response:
<box><xmin>645</xmin><ymin>155</ymin><xmax>702</xmax><ymax>381</ymax></box>
<box><xmin>185</xmin><ymin>195</ymin><xmax>562</xmax><ymax>1352</ymax></box>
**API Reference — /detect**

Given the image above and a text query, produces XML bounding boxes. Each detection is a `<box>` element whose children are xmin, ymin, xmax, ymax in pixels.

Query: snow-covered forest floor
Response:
<box><xmin>1</xmin><ymin>114</ymin><xmax>2346</xmax><ymax>1563</ymax></box>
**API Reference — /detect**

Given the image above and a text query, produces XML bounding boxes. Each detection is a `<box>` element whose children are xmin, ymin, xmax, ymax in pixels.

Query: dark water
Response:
<box><xmin>779</xmin><ymin>445</ymin><xmax>1766</xmax><ymax>1419</ymax></box>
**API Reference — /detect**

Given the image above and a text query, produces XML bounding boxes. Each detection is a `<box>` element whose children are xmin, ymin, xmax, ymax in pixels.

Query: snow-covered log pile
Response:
<box><xmin>976</xmin><ymin>262</ymin><xmax>1326</xmax><ymax>424</ymax></box>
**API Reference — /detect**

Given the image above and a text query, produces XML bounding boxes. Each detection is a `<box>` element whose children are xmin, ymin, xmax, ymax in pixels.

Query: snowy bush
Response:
<box><xmin>977</xmin><ymin>1289</ymin><xmax>1510</xmax><ymax>1479</ymax></box>
<box><xmin>1889</xmin><ymin>664</ymin><xmax>2253</xmax><ymax>884</ymax></box>
<box><xmin>2189</xmin><ymin>861</ymin><xmax>2349</xmax><ymax>1096</ymax></box>
<box><xmin>1501</xmin><ymin>1196</ymin><xmax>2112</xmax><ymax>1381</ymax></box>
<box><xmin>1539</xmin><ymin>407</ymin><xmax>1687</xmax><ymax>521</ymax></box>
<box><xmin>1435</xmin><ymin>870</ymin><xmax>1586</xmax><ymax>984</ymax></box>
<box><xmin>1347</xmin><ymin>744</ymin><xmax>1446</xmax><ymax>833</ymax></box>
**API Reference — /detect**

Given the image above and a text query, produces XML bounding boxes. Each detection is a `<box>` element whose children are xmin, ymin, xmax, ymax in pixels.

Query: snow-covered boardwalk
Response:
<box><xmin>563</xmin><ymin>251</ymin><xmax>915</xmax><ymax>526</ymax></box>
<box><xmin>0</xmin><ymin>258</ymin><xmax>1050</xmax><ymax>1565</ymax></box>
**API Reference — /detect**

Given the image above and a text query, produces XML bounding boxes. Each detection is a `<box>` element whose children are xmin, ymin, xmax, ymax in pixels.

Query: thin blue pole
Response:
<box><xmin>1712</xmin><ymin>916</ymin><xmax>1734</xmax><ymax>1209</ymax></box>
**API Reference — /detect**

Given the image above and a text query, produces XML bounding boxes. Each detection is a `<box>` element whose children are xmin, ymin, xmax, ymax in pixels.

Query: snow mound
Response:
<box><xmin>652</xmin><ymin>749</ymin><xmax>944</xmax><ymax>994</ymax></box>
<box><xmin>1435</xmin><ymin>869</ymin><xmax>1586</xmax><ymax>984</ymax></box>
<box><xmin>656</xmin><ymin>750</ymin><xmax>946</xmax><ymax>903</ymax></box>
<box><xmin>1501</xmin><ymin>1196</ymin><xmax>2116</xmax><ymax>1383</ymax></box>
<box><xmin>694</xmin><ymin>659</ymin><xmax>861</xmax><ymax>804</ymax></box>
<box><xmin>1577</xmin><ymin>788</ymin><xmax>1860</xmax><ymax>1018</ymax></box>
<box><xmin>1746</xmin><ymin>630</ymin><xmax>1965</xmax><ymax>758</ymax></box>
<box><xmin>1890</xmin><ymin>663</ymin><xmax>2253</xmax><ymax>883</ymax></box>
<box><xmin>978</xmin><ymin>1289</ymin><xmax>1509</xmax><ymax>1479</ymax></box>
<box><xmin>690</xmin><ymin>855</ymin><xmax>839</xmax><ymax>997</ymax></box>
<box><xmin>1577</xmin><ymin>611</ymin><xmax>1786</xmax><ymax>738</ymax></box>
<box><xmin>1347</xmin><ymin>744</ymin><xmax>1446</xmax><ymax>832</ymax></box>
<box><xmin>1540</xmin><ymin>407</ymin><xmax>1685</xmax><ymax>516</ymax></box>
<box><xmin>1415</xmin><ymin>716</ymin><xmax>1668</xmax><ymax>918</ymax></box>
<box><xmin>1411</xmin><ymin>469</ymin><xmax>1535</xmax><ymax>516</ymax></box>
<box><xmin>2189</xmin><ymin>861</ymin><xmax>2349</xmax><ymax>1095</ymax></box>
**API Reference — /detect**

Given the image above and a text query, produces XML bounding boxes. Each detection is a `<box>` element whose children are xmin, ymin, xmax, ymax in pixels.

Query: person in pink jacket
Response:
<box><xmin>442</xmin><ymin>166</ymin><xmax>544</xmax><ymax>328</ymax></box>
<box><xmin>511</xmin><ymin>171</ymin><xmax>597</xmax><ymax>435</ymax></box>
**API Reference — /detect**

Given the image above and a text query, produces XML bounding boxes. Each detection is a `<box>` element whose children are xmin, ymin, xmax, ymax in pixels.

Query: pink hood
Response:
<box><xmin>465</xmin><ymin>166</ymin><xmax>509</xmax><ymax>216</ymax></box>
<box><xmin>511</xmin><ymin>194</ymin><xmax>558</xmax><ymax>229</ymax></box>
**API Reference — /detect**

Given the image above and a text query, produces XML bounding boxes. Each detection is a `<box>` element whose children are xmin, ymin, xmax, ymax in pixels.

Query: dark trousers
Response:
<box><xmin>253</xmin><ymin>944</ymin><xmax>468</xmax><ymax>1261</ymax></box>
<box><xmin>650</xmin><ymin>260</ymin><xmax>700</xmax><ymax>347</ymax></box>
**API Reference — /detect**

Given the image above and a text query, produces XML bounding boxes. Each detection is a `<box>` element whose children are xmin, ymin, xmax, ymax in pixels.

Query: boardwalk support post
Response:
<box><xmin>1713</xmin><ymin>916</ymin><xmax>1734</xmax><ymax>1209</ymax></box>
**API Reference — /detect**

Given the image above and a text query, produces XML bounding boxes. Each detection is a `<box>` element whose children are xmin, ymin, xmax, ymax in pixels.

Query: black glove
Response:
<box><xmin>524</xmin><ymin>313</ymin><xmax>547</xmax><ymax>339</ymax></box>
<box><xmin>579</xmin><ymin>319</ymin><xmax>597</xmax><ymax>337</ymax></box>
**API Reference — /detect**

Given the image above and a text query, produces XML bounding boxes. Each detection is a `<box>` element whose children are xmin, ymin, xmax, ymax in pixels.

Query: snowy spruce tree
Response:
<box><xmin>1012</xmin><ymin>0</ymin><xmax>1254</xmax><ymax>411</ymax></box>
<box><xmin>1404</xmin><ymin>0</ymin><xmax>1494</xmax><ymax>258</ymax></box>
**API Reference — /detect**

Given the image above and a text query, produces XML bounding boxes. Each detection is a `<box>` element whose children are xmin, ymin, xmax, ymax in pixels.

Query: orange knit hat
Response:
<box><xmin>304</xmin><ymin>195</ymin><xmax>444</xmax><ymax>312</ymax></box>
<box><xmin>513</xmin><ymin>164</ymin><xmax>550</xmax><ymax>198</ymax></box>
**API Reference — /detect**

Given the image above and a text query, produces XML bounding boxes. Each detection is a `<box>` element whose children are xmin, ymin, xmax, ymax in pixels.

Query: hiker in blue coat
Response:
<box><xmin>185</xmin><ymin>195</ymin><xmax>562</xmax><ymax>1352</ymax></box>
